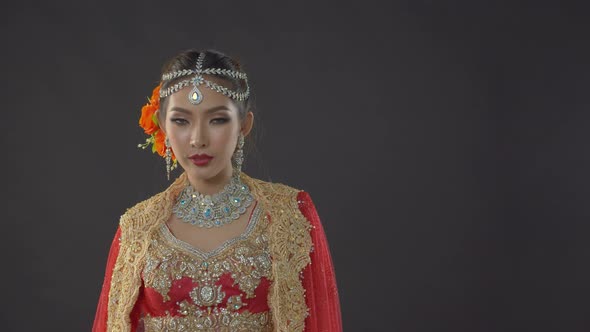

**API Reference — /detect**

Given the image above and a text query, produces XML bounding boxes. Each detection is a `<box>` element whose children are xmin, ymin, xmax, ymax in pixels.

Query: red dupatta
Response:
<box><xmin>298</xmin><ymin>191</ymin><xmax>343</xmax><ymax>331</ymax></box>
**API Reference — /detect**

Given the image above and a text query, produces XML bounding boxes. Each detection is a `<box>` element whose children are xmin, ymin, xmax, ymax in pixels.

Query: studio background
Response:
<box><xmin>1</xmin><ymin>1</ymin><xmax>590</xmax><ymax>331</ymax></box>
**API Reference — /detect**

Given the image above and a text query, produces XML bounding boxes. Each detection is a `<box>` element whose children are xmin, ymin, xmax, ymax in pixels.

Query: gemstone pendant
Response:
<box><xmin>189</xmin><ymin>85</ymin><xmax>203</xmax><ymax>104</ymax></box>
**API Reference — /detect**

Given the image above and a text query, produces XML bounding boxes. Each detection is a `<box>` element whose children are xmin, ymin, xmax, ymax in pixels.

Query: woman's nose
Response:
<box><xmin>190</xmin><ymin>123</ymin><xmax>208</xmax><ymax>148</ymax></box>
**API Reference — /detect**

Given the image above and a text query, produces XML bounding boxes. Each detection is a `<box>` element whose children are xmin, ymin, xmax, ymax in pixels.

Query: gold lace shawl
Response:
<box><xmin>106</xmin><ymin>172</ymin><xmax>313</xmax><ymax>331</ymax></box>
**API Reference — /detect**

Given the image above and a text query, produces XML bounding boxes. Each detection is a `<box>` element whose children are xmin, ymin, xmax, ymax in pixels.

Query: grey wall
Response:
<box><xmin>2</xmin><ymin>1</ymin><xmax>590</xmax><ymax>331</ymax></box>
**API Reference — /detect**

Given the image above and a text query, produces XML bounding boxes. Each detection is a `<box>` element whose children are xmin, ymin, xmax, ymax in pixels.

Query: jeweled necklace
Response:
<box><xmin>172</xmin><ymin>173</ymin><xmax>254</xmax><ymax>228</ymax></box>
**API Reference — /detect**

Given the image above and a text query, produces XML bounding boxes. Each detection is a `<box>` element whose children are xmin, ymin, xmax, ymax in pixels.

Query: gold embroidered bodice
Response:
<box><xmin>138</xmin><ymin>201</ymin><xmax>274</xmax><ymax>331</ymax></box>
<box><xmin>106</xmin><ymin>172</ymin><xmax>313</xmax><ymax>332</ymax></box>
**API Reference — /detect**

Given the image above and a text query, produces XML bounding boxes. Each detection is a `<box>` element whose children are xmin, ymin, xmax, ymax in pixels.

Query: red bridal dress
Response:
<box><xmin>93</xmin><ymin>172</ymin><xmax>342</xmax><ymax>332</ymax></box>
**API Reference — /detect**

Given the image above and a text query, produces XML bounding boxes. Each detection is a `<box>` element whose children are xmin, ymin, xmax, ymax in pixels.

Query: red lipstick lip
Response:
<box><xmin>189</xmin><ymin>153</ymin><xmax>213</xmax><ymax>160</ymax></box>
<box><xmin>188</xmin><ymin>153</ymin><xmax>213</xmax><ymax>166</ymax></box>
<box><xmin>191</xmin><ymin>158</ymin><xmax>211</xmax><ymax>166</ymax></box>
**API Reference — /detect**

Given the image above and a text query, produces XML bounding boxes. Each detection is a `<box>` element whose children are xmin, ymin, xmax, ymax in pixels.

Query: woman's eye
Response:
<box><xmin>212</xmin><ymin>118</ymin><xmax>229</xmax><ymax>124</ymax></box>
<box><xmin>171</xmin><ymin>118</ymin><xmax>188</xmax><ymax>125</ymax></box>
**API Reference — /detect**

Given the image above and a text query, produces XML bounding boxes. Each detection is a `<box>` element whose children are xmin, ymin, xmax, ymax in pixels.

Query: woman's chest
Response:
<box><xmin>139</xmin><ymin>204</ymin><xmax>273</xmax><ymax>317</ymax></box>
<box><xmin>164</xmin><ymin>198</ymin><xmax>257</xmax><ymax>253</ymax></box>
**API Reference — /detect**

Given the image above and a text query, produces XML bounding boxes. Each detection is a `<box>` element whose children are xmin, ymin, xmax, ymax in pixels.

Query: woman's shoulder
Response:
<box><xmin>242</xmin><ymin>173</ymin><xmax>317</xmax><ymax>213</ymax></box>
<box><xmin>241</xmin><ymin>173</ymin><xmax>305</xmax><ymax>198</ymax></box>
<box><xmin>123</xmin><ymin>191</ymin><xmax>166</xmax><ymax>217</ymax></box>
<box><xmin>118</xmin><ymin>190</ymin><xmax>168</xmax><ymax>230</ymax></box>
<box><xmin>241</xmin><ymin>172</ymin><xmax>302</xmax><ymax>192</ymax></box>
<box><xmin>119</xmin><ymin>175</ymin><xmax>187</xmax><ymax>231</ymax></box>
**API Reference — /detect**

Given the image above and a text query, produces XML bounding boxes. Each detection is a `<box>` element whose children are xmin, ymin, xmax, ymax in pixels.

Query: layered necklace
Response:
<box><xmin>172</xmin><ymin>173</ymin><xmax>254</xmax><ymax>228</ymax></box>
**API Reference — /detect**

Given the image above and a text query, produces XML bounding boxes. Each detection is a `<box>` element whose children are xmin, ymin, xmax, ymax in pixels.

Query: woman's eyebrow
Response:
<box><xmin>170</xmin><ymin>107</ymin><xmax>192</xmax><ymax>115</ymax></box>
<box><xmin>170</xmin><ymin>106</ymin><xmax>230</xmax><ymax>115</ymax></box>
<box><xmin>204</xmin><ymin>106</ymin><xmax>230</xmax><ymax>114</ymax></box>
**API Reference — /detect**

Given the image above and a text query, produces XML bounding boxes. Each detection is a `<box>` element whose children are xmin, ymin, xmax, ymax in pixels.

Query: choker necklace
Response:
<box><xmin>172</xmin><ymin>174</ymin><xmax>254</xmax><ymax>228</ymax></box>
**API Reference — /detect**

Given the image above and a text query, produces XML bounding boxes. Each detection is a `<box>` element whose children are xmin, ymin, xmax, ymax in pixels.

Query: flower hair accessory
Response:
<box><xmin>137</xmin><ymin>84</ymin><xmax>178</xmax><ymax>170</ymax></box>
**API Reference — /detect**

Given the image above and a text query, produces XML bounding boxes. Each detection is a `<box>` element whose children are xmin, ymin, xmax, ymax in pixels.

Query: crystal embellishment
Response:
<box><xmin>172</xmin><ymin>173</ymin><xmax>254</xmax><ymax>228</ymax></box>
<box><xmin>188</xmin><ymin>85</ymin><xmax>203</xmax><ymax>104</ymax></box>
<box><xmin>159</xmin><ymin>52</ymin><xmax>250</xmax><ymax>102</ymax></box>
<box><xmin>189</xmin><ymin>284</ymin><xmax>225</xmax><ymax>307</ymax></box>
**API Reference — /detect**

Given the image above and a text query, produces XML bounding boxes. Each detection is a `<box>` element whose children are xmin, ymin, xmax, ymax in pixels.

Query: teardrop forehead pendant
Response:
<box><xmin>188</xmin><ymin>52</ymin><xmax>206</xmax><ymax>104</ymax></box>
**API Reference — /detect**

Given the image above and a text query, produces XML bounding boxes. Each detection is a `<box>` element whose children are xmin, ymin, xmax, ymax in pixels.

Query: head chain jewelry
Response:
<box><xmin>159</xmin><ymin>52</ymin><xmax>250</xmax><ymax>104</ymax></box>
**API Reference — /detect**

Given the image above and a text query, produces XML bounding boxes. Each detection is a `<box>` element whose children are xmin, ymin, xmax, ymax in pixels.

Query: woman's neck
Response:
<box><xmin>186</xmin><ymin>167</ymin><xmax>234</xmax><ymax>195</ymax></box>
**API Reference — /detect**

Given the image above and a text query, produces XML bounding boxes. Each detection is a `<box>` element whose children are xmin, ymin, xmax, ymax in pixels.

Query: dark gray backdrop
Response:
<box><xmin>1</xmin><ymin>1</ymin><xmax>589</xmax><ymax>331</ymax></box>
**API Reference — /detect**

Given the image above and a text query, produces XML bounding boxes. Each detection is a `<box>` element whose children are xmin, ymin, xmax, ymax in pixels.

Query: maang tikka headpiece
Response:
<box><xmin>159</xmin><ymin>52</ymin><xmax>250</xmax><ymax>104</ymax></box>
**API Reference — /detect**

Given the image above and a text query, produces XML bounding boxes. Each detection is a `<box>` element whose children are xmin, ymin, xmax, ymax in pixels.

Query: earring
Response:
<box><xmin>231</xmin><ymin>133</ymin><xmax>245</xmax><ymax>175</ymax></box>
<box><xmin>165</xmin><ymin>137</ymin><xmax>172</xmax><ymax>180</ymax></box>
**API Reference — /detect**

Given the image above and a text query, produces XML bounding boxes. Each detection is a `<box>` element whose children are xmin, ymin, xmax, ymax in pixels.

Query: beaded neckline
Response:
<box><xmin>160</xmin><ymin>201</ymin><xmax>262</xmax><ymax>260</ymax></box>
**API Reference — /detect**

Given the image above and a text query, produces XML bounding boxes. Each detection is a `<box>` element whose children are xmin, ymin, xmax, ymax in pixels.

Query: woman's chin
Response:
<box><xmin>186</xmin><ymin>166</ymin><xmax>227</xmax><ymax>182</ymax></box>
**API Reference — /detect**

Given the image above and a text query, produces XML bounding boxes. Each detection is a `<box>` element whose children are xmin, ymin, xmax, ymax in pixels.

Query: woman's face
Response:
<box><xmin>158</xmin><ymin>78</ymin><xmax>252</xmax><ymax>183</ymax></box>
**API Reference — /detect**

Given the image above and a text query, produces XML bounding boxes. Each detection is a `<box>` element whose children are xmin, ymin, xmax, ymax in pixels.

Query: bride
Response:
<box><xmin>92</xmin><ymin>49</ymin><xmax>342</xmax><ymax>332</ymax></box>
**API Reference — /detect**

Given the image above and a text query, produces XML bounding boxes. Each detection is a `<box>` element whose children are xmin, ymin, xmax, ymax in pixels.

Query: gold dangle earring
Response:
<box><xmin>231</xmin><ymin>133</ymin><xmax>245</xmax><ymax>175</ymax></box>
<box><xmin>165</xmin><ymin>137</ymin><xmax>172</xmax><ymax>180</ymax></box>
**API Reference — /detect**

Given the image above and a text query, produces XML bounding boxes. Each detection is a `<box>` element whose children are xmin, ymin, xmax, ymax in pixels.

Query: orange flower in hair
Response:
<box><xmin>139</xmin><ymin>85</ymin><xmax>160</xmax><ymax>135</ymax></box>
<box><xmin>153</xmin><ymin>129</ymin><xmax>167</xmax><ymax>156</ymax></box>
<box><xmin>137</xmin><ymin>84</ymin><xmax>177</xmax><ymax>164</ymax></box>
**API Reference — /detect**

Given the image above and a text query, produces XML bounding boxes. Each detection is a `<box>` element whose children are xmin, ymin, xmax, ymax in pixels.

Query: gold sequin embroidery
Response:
<box><xmin>142</xmin><ymin>203</ymin><xmax>272</xmax><ymax>303</ymax></box>
<box><xmin>142</xmin><ymin>307</ymin><xmax>272</xmax><ymax>332</ymax></box>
